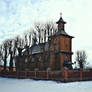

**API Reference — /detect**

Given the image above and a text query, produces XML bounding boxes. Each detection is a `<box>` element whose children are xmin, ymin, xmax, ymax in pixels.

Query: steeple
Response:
<box><xmin>54</xmin><ymin>13</ymin><xmax>73</xmax><ymax>38</ymax></box>
<box><xmin>56</xmin><ymin>13</ymin><xmax>66</xmax><ymax>31</ymax></box>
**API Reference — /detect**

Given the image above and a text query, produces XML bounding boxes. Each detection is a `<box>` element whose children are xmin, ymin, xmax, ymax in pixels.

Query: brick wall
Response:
<box><xmin>0</xmin><ymin>69</ymin><xmax>92</xmax><ymax>82</ymax></box>
<box><xmin>62</xmin><ymin>68</ymin><xmax>92</xmax><ymax>81</ymax></box>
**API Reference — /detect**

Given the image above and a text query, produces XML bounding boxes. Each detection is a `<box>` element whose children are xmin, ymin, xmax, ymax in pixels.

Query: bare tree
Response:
<box><xmin>7</xmin><ymin>39</ymin><xmax>13</xmax><ymax>71</ymax></box>
<box><xmin>28</xmin><ymin>32</ymin><xmax>32</xmax><ymax>47</ymax></box>
<box><xmin>0</xmin><ymin>39</ymin><xmax>17</xmax><ymax>72</ymax></box>
<box><xmin>0</xmin><ymin>45</ymin><xmax>4</xmax><ymax>66</ymax></box>
<box><xmin>8</xmin><ymin>39</ymin><xmax>18</xmax><ymax>71</ymax></box>
<box><xmin>0</xmin><ymin>40</ymin><xmax>10</xmax><ymax>71</ymax></box>
<box><xmin>34</xmin><ymin>23</ymin><xmax>42</xmax><ymax>44</ymax></box>
<box><xmin>32</xmin><ymin>31</ymin><xmax>37</xmax><ymax>45</ymax></box>
<box><xmin>75</xmin><ymin>50</ymin><xmax>87</xmax><ymax>69</ymax></box>
<box><xmin>44</xmin><ymin>22</ymin><xmax>57</xmax><ymax>41</ymax></box>
<box><xmin>34</xmin><ymin>22</ymin><xmax>57</xmax><ymax>44</ymax></box>
<box><xmin>15</xmin><ymin>36</ymin><xmax>25</xmax><ymax>56</ymax></box>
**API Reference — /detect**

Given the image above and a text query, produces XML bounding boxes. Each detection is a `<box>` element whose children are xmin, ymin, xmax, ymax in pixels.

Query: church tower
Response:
<box><xmin>49</xmin><ymin>13</ymin><xmax>74</xmax><ymax>70</ymax></box>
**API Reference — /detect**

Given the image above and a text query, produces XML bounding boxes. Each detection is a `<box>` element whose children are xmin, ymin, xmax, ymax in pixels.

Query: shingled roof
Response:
<box><xmin>31</xmin><ymin>44</ymin><xmax>43</xmax><ymax>54</ymax></box>
<box><xmin>56</xmin><ymin>16</ymin><xmax>66</xmax><ymax>24</ymax></box>
<box><xmin>53</xmin><ymin>30</ymin><xmax>74</xmax><ymax>38</ymax></box>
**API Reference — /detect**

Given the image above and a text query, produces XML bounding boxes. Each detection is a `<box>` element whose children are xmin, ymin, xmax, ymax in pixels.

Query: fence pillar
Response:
<box><xmin>62</xmin><ymin>68</ymin><xmax>68</xmax><ymax>82</ymax></box>
<box><xmin>80</xmin><ymin>69</ymin><xmax>83</xmax><ymax>80</ymax></box>
<box><xmin>34</xmin><ymin>68</ymin><xmax>38</xmax><ymax>79</ymax></box>
<box><xmin>46</xmin><ymin>68</ymin><xmax>51</xmax><ymax>79</ymax></box>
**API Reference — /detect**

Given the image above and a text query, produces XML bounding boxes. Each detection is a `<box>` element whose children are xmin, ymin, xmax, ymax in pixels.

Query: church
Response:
<box><xmin>1</xmin><ymin>14</ymin><xmax>92</xmax><ymax>82</ymax></box>
<box><xmin>16</xmin><ymin>14</ymin><xmax>74</xmax><ymax>71</ymax></box>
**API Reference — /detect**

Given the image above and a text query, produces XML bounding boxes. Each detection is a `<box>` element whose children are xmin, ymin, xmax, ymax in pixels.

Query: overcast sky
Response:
<box><xmin>0</xmin><ymin>0</ymin><xmax>92</xmax><ymax>64</ymax></box>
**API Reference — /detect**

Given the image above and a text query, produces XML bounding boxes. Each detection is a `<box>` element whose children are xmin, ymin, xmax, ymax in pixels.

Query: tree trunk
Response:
<box><xmin>9</xmin><ymin>52</ymin><xmax>13</xmax><ymax>72</ymax></box>
<box><xmin>3</xmin><ymin>50</ymin><xmax>7</xmax><ymax>71</ymax></box>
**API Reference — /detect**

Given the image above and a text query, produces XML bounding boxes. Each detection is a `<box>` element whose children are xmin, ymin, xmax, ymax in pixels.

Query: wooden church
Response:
<box><xmin>16</xmin><ymin>14</ymin><xmax>74</xmax><ymax>71</ymax></box>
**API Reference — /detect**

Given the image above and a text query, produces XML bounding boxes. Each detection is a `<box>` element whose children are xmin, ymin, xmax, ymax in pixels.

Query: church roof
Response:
<box><xmin>30</xmin><ymin>44</ymin><xmax>43</xmax><ymax>55</ymax></box>
<box><xmin>23</xmin><ymin>44</ymin><xmax>43</xmax><ymax>55</ymax></box>
<box><xmin>53</xmin><ymin>30</ymin><xmax>74</xmax><ymax>38</ymax></box>
<box><xmin>56</xmin><ymin>16</ymin><xmax>66</xmax><ymax>24</ymax></box>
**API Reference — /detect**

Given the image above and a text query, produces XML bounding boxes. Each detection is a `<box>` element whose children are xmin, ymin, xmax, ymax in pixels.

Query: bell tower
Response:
<box><xmin>57</xmin><ymin>13</ymin><xmax>74</xmax><ymax>69</ymax></box>
<box><xmin>49</xmin><ymin>13</ymin><xmax>74</xmax><ymax>70</ymax></box>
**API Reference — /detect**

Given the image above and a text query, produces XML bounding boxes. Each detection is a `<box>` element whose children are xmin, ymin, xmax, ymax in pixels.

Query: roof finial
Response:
<box><xmin>60</xmin><ymin>12</ymin><xmax>62</xmax><ymax>18</ymax></box>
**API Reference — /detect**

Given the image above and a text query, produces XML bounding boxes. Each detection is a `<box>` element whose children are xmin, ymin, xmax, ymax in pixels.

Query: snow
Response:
<box><xmin>0</xmin><ymin>77</ymin><xmax>92</xmax><ymax>92</ymax></box>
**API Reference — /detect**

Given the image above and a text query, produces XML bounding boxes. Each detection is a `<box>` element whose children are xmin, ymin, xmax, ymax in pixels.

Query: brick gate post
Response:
<box><xmin>62</xmin><ymin>68</ymin><xmax>68</xmax><ymax>82</ymax></box>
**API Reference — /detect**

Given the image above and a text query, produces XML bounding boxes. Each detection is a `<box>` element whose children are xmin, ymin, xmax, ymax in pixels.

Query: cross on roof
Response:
<box><xmin>60</xmin><ymin>12</ymin><xmax>62</xmax><ymax>17</ymax></box>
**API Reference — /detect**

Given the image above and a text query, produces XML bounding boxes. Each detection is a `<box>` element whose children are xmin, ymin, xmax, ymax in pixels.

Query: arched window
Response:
<box><xmin>63</xmin><ymin>56</ymin><xmax>69</xmax><ymax>67</ymax></box>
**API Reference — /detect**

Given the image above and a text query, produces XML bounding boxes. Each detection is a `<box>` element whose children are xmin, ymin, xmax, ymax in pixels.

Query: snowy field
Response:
<box><xmin>0</xmin><ymin>77</ymin><xmax>92</xmax><ymax>92</ymax></box>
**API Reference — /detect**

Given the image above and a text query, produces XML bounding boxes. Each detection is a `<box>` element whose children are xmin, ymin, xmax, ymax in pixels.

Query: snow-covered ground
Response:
<box><xmin>0</xmin><ymin>77</ymin><xmax>92</xmax><ymax>92</ymax></box>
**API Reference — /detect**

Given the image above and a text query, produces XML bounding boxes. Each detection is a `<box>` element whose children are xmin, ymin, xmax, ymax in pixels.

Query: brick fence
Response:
<box><xmin>0</xmin><ymin>69</ymin><xmax>92</xmax><ymax>82</ymax></box>
<box><xmin>62</xmin><ymin>68</ymin><xmax>92</xmax><ymax>82</ymax></box>
<box><xmin>0</xmin><ymin>70</ymin><xmax>62</xmax><ymax>81</ymax></box>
